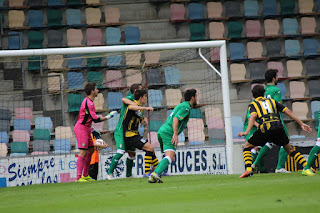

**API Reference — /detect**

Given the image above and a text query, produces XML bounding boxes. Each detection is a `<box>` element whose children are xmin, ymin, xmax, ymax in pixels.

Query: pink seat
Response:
<box><xmin>92</xmin><ymin>114</ymin><xmax>104</xmax><ymax>131</ymax></box>
<box><xmin>148</xmin><ymin>132</ymin><xmax>160</xmax><ymax>147</ymax></box>
<box><xmin>12</xmin><ymin>130</ymin><xmax>30</xmax><ymax>144</ymax></box>
<box><xmin>246</xmin><ymin>20</ymin><xmax>261</xmax><ymax>37</ymax></box>
<box><xmin>0</xmin><ymin>143</ymin><xmax>8</xmax><ymax>157</ymax></box>
<box><xmin>292</xmin><ymin>102</ymin><xmax>308</xmax><ymax>120</ymax></box>
<box><xmin>145</xmin><ymin>51</ymin><xmax>160</xmax><ymax>65</ymax></box>
<box><xmin>188</xmin><ymin>129</ymin><xmax>205</xmax><ymax>142</ymax></box>
<box><xmin>289</xmin><ymin>81</ymin><xmax>305</xmax><ymax>98</ymax></box>
<box><xmin>264</xmin><ymin>19</ymin><xmax>280</xmax><ymax>36</ymax></box>
<box><xmin>15</xmin><ymin>107</ymin><xmax>33</xmax><ymax>122</ymax></box>
<box><xmin>206</xmin><ymin>117</ymin><xmax>224</xmax><ymax>129</ymax></box>
<box><xmin>209</xmin><ymin>22</ymin><xmax>224</xmax><ymax>39</ymax></box>
<box><xmin>187</xmin><ymin>118</ymin><xmax>204</xmax><ymax>130</ymax></box>
<box><xmin>86</xmin><ymin>28</ymin><xmax>102</xmax><ymax>46</ymax></box>
<box><xmin>106</xmin><ymin>70</ymin><xmax>122</xmax><ymax>88</ymax></box>
<box><xmin>287</xmin><ymin>60</ymin><xmax>303</xmax><ymax>78</ymax></box>
<box><xmin>104</xmin><ymin>7</ymin><xmax>120</xmax><ymax>23</ymax></box>
<box><xmin>31</xmin><ymin>151</ymin><xmax>49</xmax><ymax>156</ymax></box>
<box><xmin>67</xmin><ymin>29</ymin><xmax>83</xmax><ymax>46</ymax></box>
<box><xmin>267</xmin><ymin>62</ymin><xmax>284</xmax><ymax>78</ymax></box>
<box><xmin>210</xmin><ymin>48</ymin><xmax>220</xmax><ymax>61</ymax></box>
<box><xmin>205</xmin><ymin>107</ymin><xmax>222</xmax><ymax>119</ymax></box>
<box><xmin>207</xmin><ymin>2</ymin><xmax>223</xmax><ymax>19</ymax></box>
<box><xmin>170</xmin><ymin>4</ymin><xmax>186</xmax><ymax>22</ymax></box>
<box><xmin>301</xmin><ymin>17</ymin><xmax>316</xmax><ymax>34</ymax></box>
<box><xmin>247</xmin><ymin>42</ymin><xmax>263</xmax><ymax>58</ymax></box>
<box><xmin>126</xmin><ymin>69</ymin><xmax>142</xmax><ymax>87</ymax></box>
<box><xmin>230</xmin><ymin>63</ymin><xmax>246</xmax><ymax>82</ymax></box>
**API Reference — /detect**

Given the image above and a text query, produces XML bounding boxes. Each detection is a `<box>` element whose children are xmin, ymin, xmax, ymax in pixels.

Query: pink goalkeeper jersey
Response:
<box><xmin>76</xmin><ymin>97</ymin><xmax>101</xmax><ymax>127</ymax></box>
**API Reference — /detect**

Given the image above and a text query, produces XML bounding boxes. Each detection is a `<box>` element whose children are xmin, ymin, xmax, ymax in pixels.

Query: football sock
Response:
<box><xmin>251</xmin><ymin>149</ymin><xmax>257</xmax><ymax>161</ymax></box>
<box><xmin>76</xmin><ymin>155</ymin><xmax>85</xmax><ymax>180</ymax></box>
<box><xmin>276</xmin><ymin>147</ymin><xmax>288</xmax><ymax>170</ymax></box>
<box><xmin>82</xmin><ymin>152</ymin><xmax>93</xmax><ymax>177</ymax></box>
<box><xmin>126</xmin><ymin>156</ymin><xmax>134</xmax><ymax>177</ymax></box>
<box><xmin>305</xmin><ymin>145</ymin><xmax>320</xmax><ymax>169</ymax></box>
<box><xmin>253</xmin><ymin>144</ymin><xmax>271</xmax><ymax>167</ymax></box>
<box><xmin>243</xmin><ymin>148</ymin><xmax>253</xmax><ymax>172</ymax></box>
<box><xmin>290</xmin><ymin>151</ymin><xmax>307</xmax><ymax>167</ymax></box>
<box><xmin>152</xmin><ymin>153</ymin><xmax>159</xmax><ymax>170</ymax></box>
<box><xmin>154</xmin><ymin>156</ymin><xmax>171</xmax><ymax>175</ymax></box>
<box><xmin>108</xmin><ymin>153</ymin><xmax>123</xmax><ymax>175</ymax></box>
<box><xmin>144</xmin><ymin>151</ymin><xmax>153</xmax><ymax>175</ymax></box>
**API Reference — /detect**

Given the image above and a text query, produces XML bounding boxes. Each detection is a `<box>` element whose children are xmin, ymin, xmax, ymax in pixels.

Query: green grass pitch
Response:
<box><xmin>1</xmin><ymin>172</ymin><xmax>320</xmax><ymax>213</ymax></box>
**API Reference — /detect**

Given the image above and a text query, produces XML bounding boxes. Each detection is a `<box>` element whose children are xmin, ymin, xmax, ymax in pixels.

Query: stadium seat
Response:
<box><xmin>106</xmin><ymin>27</ymin><xmax>121</xmax><ymax>45</ymax></box>
<box><xmin>8</xmin><ymin>31</ymin><xmax>24</xmax><ymax>49</ymax></box>
<box><xmin>87</xmin><ymin>71</ymin><xmax>103</xmax><ymax>88</ymax></box>
<box><xmin>47</xmin><ymin>30</ymin><xmax>63</xmax><ymax>48</ymax></box>
<box><xmin>264</xmin><ymin>19</ymin><xmax>280</xmax><ymax>36</ymax></box>
<box><xmin>0</xmin><ymin>143</ymin><xmax>8</xmax><ymax>157</ymax></box>
<box><xmin>247</xmin><ymin>42</ymin><xmax>263</xmax><ymax>59</ymax></box>
<box><xmin>170</xmin><ymin>4</ymin><xmax>186</xmax><ymax>22</ymax></box>
<box><xmin>32</xmin><ymin>140</ymin><xmax>50</xmax><ymax>155</ymax></box>
<box><xmin>207</xmin><ymin>2</ymin><xmax>223</xmax><ymax>19</ymax></box>
<box><xmin>86</xmin><ymin>0</ymin><xmax>100</xmax><ymax>4</ymax></box>
<box><xmin>67</xmin><ymin>94</ymin><xmax>83</xmax><ymax>113</ymax></box>
<box><xmin>230</xmin><ymin>63</ymin><xmax>246</xmax><ymax>82</ymax></box>
<box><xmin>55</xmin><ymin>126</ymin><xmax>72</xmax><ymax>139</ymax></box>
<box><xmin>299</xmin><ymin>0</ymin><xmax>314</xmax><ymax>14</ymax></box>
<box><xmin>12</xmin><ymin>130</ymin><xmax>30</xmax><ymax>144</ymax></box>
<box><xmin>87</xmin><ymin>54</ymin><xmax>102</xmax><ymax>67</ymax></box>
<box><xmin>53</xmin><ymin>139</ymin><xmax>71</xmax><ymax>154</ymax></box>
<box><xmin>165</xmin><ymin>89</ymin><xmax>182</xmax><ymax>106</ymax></box>
<box><xmin>210</xmin><ymin>48</ymin><xmax>220</xmax><ymax>62</ymax></box>
<box><xmin>47</xmin><ymin>9</ymin><xmax>63</xmax><ymax>27</ymax></box>
<box><xmin>244</xmin><ymin>0</ymin><xmax>259</xmax><ymax>16</ymax></box>
<box><xmin>285</xmin><ymin>40</ymin><xmax>300</xmax><ymax>57</ymax></box>
<box><xmin>227</xmin><ymin>21</ymin><xmax>243</xmax><ymax>38</ymax></box>
<box><xmin>292</xmin><ymin>102</ymin><xmax>308</xmax><ymax>120</ymax></box>
<box><xmin>8</xmin><ymin>10</ymin><xmax>25</xmax><ymax>28</ymax></box>
<box><xmin>47</xmin><ymin>55</ymin><xmax>64</xmax><ymax>70</ymax></box>
<box><xmin>266</xmin><ymin>40</ymin><xmax>282</xmax><ymax>58</ymax></box>
<box><xmin>306</xmin><ymin>59</ymin><xmax>320</xmax><ymax>77</ymax></box>
<box><xmin>33</xmin><ymin>129</ymin><xmax>51</xmax><ymax>141</ymax></box>
<box><xmin>276</xmin><ymin>83</ymin><xmax>286</xmax><ymax>100</ymax></box>
<box><xmin>246</xmin><ymin>20</ymin><xmax>261</xmax><ymax>37</ymax></box>
<box><xmin>9</xmin><ymin>0</ymin><xmax>24</xmax><ymax>7</ymax></box>
<box><xmin>28</xmin><ymin>10</ymin><xmax>44</xmax><ymax>28</ymax></box>
<box><xmin>107</xmin><ymin>113</ymin><xmax>120</xmax><ymax>131</ymax></box>
<box><xmin>86</xmin><ymin>28</ymin><xmax>102</xmax><ymax>46</ymax></box>
<box><xmin>0</xmin><ymin>132</ymin><xmax>9</xmax><ymax>145</ymax></box>
<box><xmin>145</xmin><ymin>67</ymin><xmax>162</xmax><ymax>86</ymax></box>
<box><xmin>262</xmin><ymin>0</ymin><xmax>277</xmax><ymax>16</ymax></box>
<box><xmin>66</xmin><ymin>9</ymin><xmax>83</xmax><ymax>26</ymax></box>
<box><xmin>104</xmin><ymin>7</ymin><xmax>121</xmax><ymax>24</ymax></box>
<box><xmin>106</xmin><ymin>70</ymin><xmax>122</xmax><ymax>88</ymax></box>
<box><xmin>149</xmin><ymin>111</ymin><xmax>162</xmax><ymax>121</ymax></box>
<box><xmin>124</xmin><ymin>26</ymin><xmax>140</xmax><ymax>44</ymax></box>
<box><xmin>150</xmin><ymin>120</ymin><xmax>163</xmax><ymax>132</ymax></box>
<box><xmin>286</xmin><ymin>60</ymin><xmax>303</xmax><ymax>78</ymax></box>
<box><xmin>93</xmin><ymin>93</ymin><xmax>104</xmax><ymax>112</ymax></box>
<box><xmin>28</xmin><ymin>56</ymin><xmax>41</xmax><ymax>71</ymax></box>
<box><xmin>148</xmin><ymin>132</ymin><xmax>160</xmax><ymax>148</ymax></box>
<box><xmin>148</xmin><ymin>90</ymin><xmax>163</xmax><ymax>107</ymax></box>
<box><xmin>289</xmin><ymin>81</ymin><xmax>305</xmax><ymax>99</ymax></box>
<box><xmin>145</xmin><ymin>51</ymin><xmax>160</xmax><ymax>65</ymax></box>
<box><xmin>10</xmin><ymin>142</ymin><xmax>29</xmax><ymax>154</ymax></box>
<box><xmin>85</xmin><ymin>7</ymin><xmax>101</xmax><ymax>25</ymax></box>
<box><xmin>187</xmin><ymin>120</ymin><xmax>205</xmax><ymax>143</ymax></box>
<box><xmin>301</xmin><ymin>17</ymin><xmax>316</xmax><ymax>34</ymax></box>
<box><xmin>67</xmin><ymin>55</ymin><xmax>83</xmax><ymax>68</ymax></box>
<box><xmin>308</xmin><ymin>80</ymin><xmax>320</xmax><ymax>98</ymax></box>
<box><xmin>48</xmin><ymin>0</ymin><xmax>63</xmax><ymax>6</ymax></box>
<box><xmin>303</xmin><ymin>39</ymin><xmax>319</xmax><ymax>56</ymax></box>
<box><xmin>189</xmin><ymin>3</ymin><xmax>204</xmax><ymax>20</ymax></box>
<box><xmin>92</xmin><ymin>114</ymin><xmax>103</xmax><ymax>131</ymax></box>
<box><xmin>164</xmin><ymin>67</ymin><xmax>180</xmax><ymax>85</ymax></box>
<box><xmin>0</xmin><ymin>109</ymin><xmax>12</xmax><ymax>121</ymax></box>
<box><xmin>106</xmin><ymin>54</ymin><xmax>122</xmax><ymax>67</ymax></box>
<box><xmin>317</xmin><ymin>0</ymin><xmax>320</xmax><ymax>12</ymax></box>
<box><xmin>280</xmin><ymin>0</ymin><xmax>296</xmax><ymax>15</ymax></box>
<box><xmin>205</xmin><ymin>106</ymin><xmax>223</xmax><ymax>123</ymax></box>
<box><xmin>229</xmin><ymin>43</ymin><xmax>245</xmax><ymax>60</ymax></box>
<box><xmin>311</xmin><ymin>101</ymin><xmax>320</xmax><ymax>119</ymax></box>
<box><xmin>225</xmin><ymin>1</ymin><xmax>241</xmax><ymax>17</ymax></box>
<box><xmin>209</xmin><ymin>22</ymin><xmax>224</xmax><ymax>40</ymax></box>
<box><xmin>190</xmin><ymin>109</ymin><xmax>202</xmax><ymax>119</ymax></box>
<box><xmin>208</xmin><ymin>128</ymin><xmax>225</xmax><ymax>144</ymax></box>
<box><xmin>28</xmin><ymin>31</ymin><xmax>44</xmax><ymax>48</ymax></box>
<box><xmin>67</xmin><ymin>72</ymin><xmax>84</xmax><ymax>89</ymax></box>
<box><xmin>267</xmin><ymin>61</ymin><xmax>284</xmax><ymax>78</ymax></box>
<box><xmin>13</xmin><ymin>119</ymin><xmax>31</xmax><ymax>132</ymax></box>
<box><xmin>0</xmin><ymin>120</ymin><xmax>9</xmax><ymax>133</ymax></box>
<box><xmin>231</xmin><ymin>116</ymin><xmax>245</xmax><ymax>141</ymax></box>
<box><xmin>283</xmin><ymin>18</ymin><xmax>298</xmax><ymax>35</ymax></box>
<box><xmin>249</xmin><ymin>62</ymin><xmax>266</xmax><ymax>80</ymax></box>
<box><xmin>126</xmin><ymin>69</ymin><xmax>142</xmax><ymax>87</ymax></box>
<box><xmin>67</xmin><ymin>0</ymin><xmax>81</xmax><ymax>5</ymax></box>
<box><xmin>67</xmin><ymin>29</ymin><xmax>83</xmax><ymax>47</ymax></box>
<box><xmin>190</xmin><ymin>23</ymin><xmax>205</xmax><ymax>41</ymax></box>
<box><xmin>35</xmin><ymin>117</ymin><xmax>53</xmax><ymax>130</ymax></box>
<box><xmin>48</xmin><ymin>72</ymin><xmax>64</xmax><ymax>93</ymax></box>
<box><xmin>125</xmin><ymin>52</ymin><xmax>141</xmax><ymax>66</ymax></box>
<box><xmin>107</xmin><ymin>92</ymin><xmax>123</xmax><ymax>109</ymax></box>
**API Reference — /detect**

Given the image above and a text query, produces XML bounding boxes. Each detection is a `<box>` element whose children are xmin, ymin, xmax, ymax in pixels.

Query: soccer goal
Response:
<box><xmin>0</xmin><ymin>41</ymin><xmax>233</xmax><ymax>187</ymax></box>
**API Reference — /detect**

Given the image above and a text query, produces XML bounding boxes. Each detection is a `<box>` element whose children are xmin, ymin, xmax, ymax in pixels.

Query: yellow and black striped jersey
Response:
<box><xmin>122</xmin><ymin>100</ymin><xmax>143</xmax><ymax>138</ymax></box>
<box><xmin>248</xmin><ymin>97</ymin><xmax>287</xmax><ymax>133</ymax></box>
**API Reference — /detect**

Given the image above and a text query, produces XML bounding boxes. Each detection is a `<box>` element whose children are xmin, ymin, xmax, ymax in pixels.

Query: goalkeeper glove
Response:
<box><xmin>105</xmin><ymin>111</ymin><xmax>118</xmax><ymax>120</ymax></box>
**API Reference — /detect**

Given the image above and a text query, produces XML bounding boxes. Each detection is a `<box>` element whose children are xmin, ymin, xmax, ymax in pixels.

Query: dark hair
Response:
<box><xmin>252</xmin><ymin>85</ymin><xmax>265</xmax><ymax>98</ymax></box>
<box><xmin>84</xmin><ymin>83</ymin><xmax>96</xmax><ymax>95</ymax></box>
<box><xmin>184</xmin><ymin>89</ymin><xmax>197</xmax><ymax>101</ymax></box>
<box><xmin>265</xmin><ymin>69</ymin><xmax>278</xmax><ymax>83</ymax></box>
<box><xmin>130</xmin><ymin>83</ymin><xmax>143</xmax><ymax>94</ymax></box>
<box><xmin>134</xmin><ymin>89</ymin><xmax>147</xmax><ymax>100</ymax></box>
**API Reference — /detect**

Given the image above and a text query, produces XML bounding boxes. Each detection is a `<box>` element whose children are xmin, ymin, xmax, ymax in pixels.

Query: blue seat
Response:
<box><xmin>283</xmin><ymin>18</ymin><xmax>298</xmax><ymax>35</ymax></box>
<box><xmin>0</xmin><ymin>120</ymin><xmax>10</xmax><ymax>132</ymax></box>
<box><xmin>244</xmin><ymin>0</ymin><xmax>259</xmax><ymax>16</ymax></box>
<box><xmin>303</xmin><ymin>39</ymin><xmax>319</xmax><ymax>56</ymax></box>
<box><xmin>164</xmin><ymin>67</ymin><xmax>180</xmax><ymax>85</ymax></box>
<box><xmin>308</xmin><ymin>80</ymin><xmax>320</xmax><ymax>98</ymax></box>
<box><xmin>138</xmin><ymin>123</ymin><xmax>144</xmax><ymax>136</ymax></box>
<box><xmin>231</xmin><ymin>116</ymin><xmax>244</xmax><ymax>140</ymax></box>
<box><xmin>146</xmin><ymin>67</ymin><xmax>162</xmax><ymax>86</ymax></box>
<box><xmin>29</xmin><ymin>0</ymin><xmax>43</xmax><ymax>7</ymax></box>
<box><xmin>106</xmin><ymin>54</ymin><xmax>122</xmax><ymax>67</ymax></box>
<box><xmin>66</xmin><ymin>9</ymin><xmax>82</xmax><ymax>26</ymax></box>
<box><xmin>35</xmin><ymin>117</ymin><xmax>53</xmax><ymax>130</ymax></box>
<box><xmin>276</xmin><ymin>83</ymin><xmax>286</xmax><ymax>100</ymax></box>
<box><xmin>107</xmin><ymin>113</ymin><xmax>120</xmax><ymax>131</ymax></box>
<box><xmin>8</xmin><ymin>31</ymin><xmax>24</xmax><ymax>49</ymax></box>
<box><xmin>229</xmin><ymin>43</ymin><xmax>245</xmax><ymax>60</ymax></box>
<box><xmin>67</xmin><ymin>55</ymin><xmax>83</xmax><ymax>68</ymax></box>
<box><xmin>48</xmin><ymin>0</ymin><xmax>63</xmax><ymax>6</ymax></box>
<box><xmin>148</xmin><ymin>90</ymin><xmax>162</xmax><ymax>107</ymax></box>
<box><xmin>13</xmin><ymin>119</ymin><xmax>31</xmax><ymax>133</ymax></box>
<box><xmin>106</xmin><ymin>27</ymin><xmax>121</xmax><ymax>45</ymax></box>
<box><xmin>0</xmin><ymin>109</ymin><xmax>11</xmax><ymax>121</ymax></box>
<box><xmin>178</xmin><ymin>132</ymin><xmax>185</xmax><ymax>142</ymax></box>
<box><xmin>249</xmin><ymin>62</ymin><xmax>266</xmax><ymax>80</ymax></box>
<box><xmin>225</xmin><ymin>1</ymin><xmax>241</xmax><ymax>17</ymax></box>
<box><xmin>306</xmin><ymin>59</ymin><xmax>320</xmax><ymax>76</ymax></box>
<box><xmin>311</xmin><ymin>101</ymin><xmax>320</xmax><ymax>119</ymax></box>
<box><xmin>266</xmin><ymin>40</ymin><xmax>282</xmax><ymax>57</ymax></box>
<box><xmin>262</xmin><ymin>0</ymin><xmax>277</xmax><ymax>16</ymax></box>
<box><xmin>28</xmin><ymin>10</ymin><xmax>44</xmax><ymax>28</ymax></box>
<box><xmin>189</xmin><ymin>3</ymin><xmax>204</xmax><ymax>20</ymax></box>
<box><xmin>53</xmin><ymin>139</ymin><xmax>71</xmax><ymax>154</ymax></box>
<box><xmin>67</xmin><ymin>72</ymin><xmax>84</xmax><ymax>89</ymax></box>
<box><xmin>318</xmin><ymin>0</ymin><xmax>320</xmax><ymax>12</ymax></box>
<box><xmin>107</xmin><ymin>92</ymin><xmax>123</xmax><ymax>109</ymax></box>
<box><xmin>0</xmin><ymin>0</ymin><xmax>4</xmax><ymax>7</ymax></box>
<box><xmin>0</xmin><ymin>132</ymin><xmax>9</xmax><ymax>145</ymax></box>
<box><xmin>285</xmin><ymin>40</ymin><xmax>300</xmax><ymax>56</ymax></box>
<box><xmin>124</xmin><ymin>26</ymin><xmax>140</xmax><ymax>44</ymax></box>
<box><xmin>47</xmin><ymin>30</ymin><xmax>63</xmax><ymax>48</ymax></box>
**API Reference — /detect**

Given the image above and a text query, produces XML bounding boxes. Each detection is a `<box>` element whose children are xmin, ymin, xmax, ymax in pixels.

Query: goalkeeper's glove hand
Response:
<box><xmin>91</xmin><ymin>129</ymin><xmax>101</xmax><ymax>139</ymax></box>
<box><xmin>105</xmin><ymin>111</ymin><xmax>118</xmax><ymax>119</ymax></box>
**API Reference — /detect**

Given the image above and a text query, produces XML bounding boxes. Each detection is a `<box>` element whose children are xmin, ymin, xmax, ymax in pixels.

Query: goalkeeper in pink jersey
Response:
<box><xmin>74</xmin><ymin>83</ymin><xmax>116</xmax><ymax>182</ymax></box>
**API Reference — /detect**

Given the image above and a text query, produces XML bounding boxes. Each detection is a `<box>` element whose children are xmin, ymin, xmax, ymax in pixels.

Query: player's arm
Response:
<box><xmin>128</xmin><ymin>104</ymin><xmax>154</xmax><ymax>111</ymax></box>
<box><xmin>122</xmin><ymin>97</ymin><xmax>137</xmax><ymax>106</ymax></box>
<box><xmin>238</xmin><ymin>113</ymin><xmax>257</xmax><ymax>137</ymax></box>
<box><xmin>94</xmin><ymin>142</ymin><xmax>108</xmax><ymax>149</ymax></box>
<box><xmin>171</xmin><ymin>117</ymin><xmax>179</xmax><ymax>146</ymax></box>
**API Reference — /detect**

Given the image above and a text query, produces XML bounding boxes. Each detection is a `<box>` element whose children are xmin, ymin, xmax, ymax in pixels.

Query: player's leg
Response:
<box><xmin>141</xmin><ymin>141</ymin><xmax>159</xmax><ymax>176</ymax></box>
<box><xmin>253</xmin><ymin>143</ymin><xmax>273</xmax><ymax>172</ymax></box>
<box><xmin>88</xmin><ymin>162</ymin><xmax>99</xmax><ymax>180</ymax></box>
<box><xmin>126</xmin><ymin>151</ymin><xmax>135</xmax><ymax>178</ymax></box>
<box><xmin>303</xmin><ymin>140</ymin><xmax>320</xmax><ymax>176</ymax></box>
<box><xmin>107</xmin><ymin>131</ymin><xmax>125</xmax><ymax>178</ymax></box>
<box><xmin>275</xmin><ymin>123</ymin><xmax>290</xmax><ymax>173</ymax></box>
<box><xmin>74</xmin><ymin>124</ymin><xmax>90</xmax><ymax>182</ymax></box>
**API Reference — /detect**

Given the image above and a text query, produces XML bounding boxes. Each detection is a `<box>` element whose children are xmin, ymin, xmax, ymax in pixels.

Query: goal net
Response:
<box><xmin>0</xmin><ymin>41</ymin><xmax>232</xmax><ymax>187</ymax></box>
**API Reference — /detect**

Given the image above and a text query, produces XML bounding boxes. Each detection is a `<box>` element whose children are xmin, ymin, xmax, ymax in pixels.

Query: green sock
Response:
<box><xmin>154</xmin><ymin>157</ymin><xmax>170</xmax><ymax>175</ymax></box>
<box><xmin>305</xmin><ymin>145</ymin><xmax>320</xmax><ymax>169</ymax></box>
<box><xmin>126</xmin><ymin>158</ymin><xmax>134</xmax><ymax>177</ymax></box>
<box><xmin>276</xmin><ymin>147</ymin><xmax>288</xmax><ymax>169</ymax></box>
<box><xmin>108</xmin><ymin>153</ymin><xmax>123</xmax><ymax>175</ymax></box>
<box><xmin>253</xmin><ymin>145</ymin><xmax>271</xmax><ymax>166</ymax></box>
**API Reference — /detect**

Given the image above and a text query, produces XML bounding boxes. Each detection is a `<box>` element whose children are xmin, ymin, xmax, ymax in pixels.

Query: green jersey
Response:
<box><xmin>318</xmin><ymin>111</ymin><xmax>320</xmax><ymax>138</ymax></box>
<box><xmin>159</xmin><ymin>101</ymin><xmax>191</xmax><ymax>135</ymax></box>
<box><xmin>264</xmin><ymin>84</ymin><xmax>282</xmax><ymax>103</ymax></box>
<box><xmin>115</xmin><ymin>93</ymin><xmax>134</xmax><ymax>133</ymax></box>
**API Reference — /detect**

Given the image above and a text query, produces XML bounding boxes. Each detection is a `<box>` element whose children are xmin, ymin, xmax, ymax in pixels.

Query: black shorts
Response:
<box><xmin>124</xmin><ymin>135</ymin><xmax>148</xmax><ymax>152</ymax></box>
<box><xmin>248</xmin><ymin>128</ymin><xmax>289</xmax><ymax>147</ymax></box>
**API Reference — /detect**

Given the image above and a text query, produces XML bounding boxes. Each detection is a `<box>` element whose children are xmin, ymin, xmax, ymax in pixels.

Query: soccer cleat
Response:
<box><xmin>75</xmin><ymin>177</ymin><xmax>87</xmax><ymax>182</ymax></box>
<box><xmin>302</xmin><ymin>168</ymin><xmax>315</xmax><ymax>176</ymax></box>
<box><xmin>275</xmin><ymin>168</ymin><xmax>291</xmax><ymax>173</ymax></box>
<box><xmin>310</xmin><ymin>167</ymin><xmax>316</xmax><ymax>173</ymax></box>
<box><xmin>148</xmin><ymin>172</ymin><xmax>163</xmax><ymax>183</ymax></box>
<box><xmin>106</xmin><ymin>174</ymin><xmax>114</xmax><ymax>180</ymax></box>
<box><xmin>239</xmin><ymin>170</ymin><xmax>253</xmax><ymax>178</ymax></box>
<box><xmin>82</xmin><ymin>175</ymin><xmax>95</xmax><ymax>181</ymax></box>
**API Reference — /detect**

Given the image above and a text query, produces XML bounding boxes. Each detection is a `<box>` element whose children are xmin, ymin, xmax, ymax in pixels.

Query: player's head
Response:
<box><xmin>265</xmin><ymin>69</ymin><xmax>278</xmax><ymax>84</ymax></box>
<box><xmin>134</xmin><ymin>89</ymin><xmax>148</xmax><ymax>104</ymax></box>
<box><xmin>184</xmin><ymin>89</ymin><xmax>197</xmax><ymax>107</ymax></box>
<box><xmin>85</xmin><ymin>83</ymin><xmax>98</xmax><ymax>97</ymax></box>
<box><xmin>130</xmin><ymin>83</ymin><xmax>143</xmax><ymax>94</ymax></box>
<box><xmin>252</xmin><ymin>85</ymin><xmax>265</xmax><ymax>98</ymax></box>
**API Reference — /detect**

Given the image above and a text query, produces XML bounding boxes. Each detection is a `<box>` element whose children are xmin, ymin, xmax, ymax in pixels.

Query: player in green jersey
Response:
<box><xmin>252</xmin><ymin>69</ymin><xmax>291</xmax><ymax>173</ymax></box>
<box><xmin>148</xmin><ymin>89</ymin><xmax>197</xmax><ymax>183</ymax></box>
